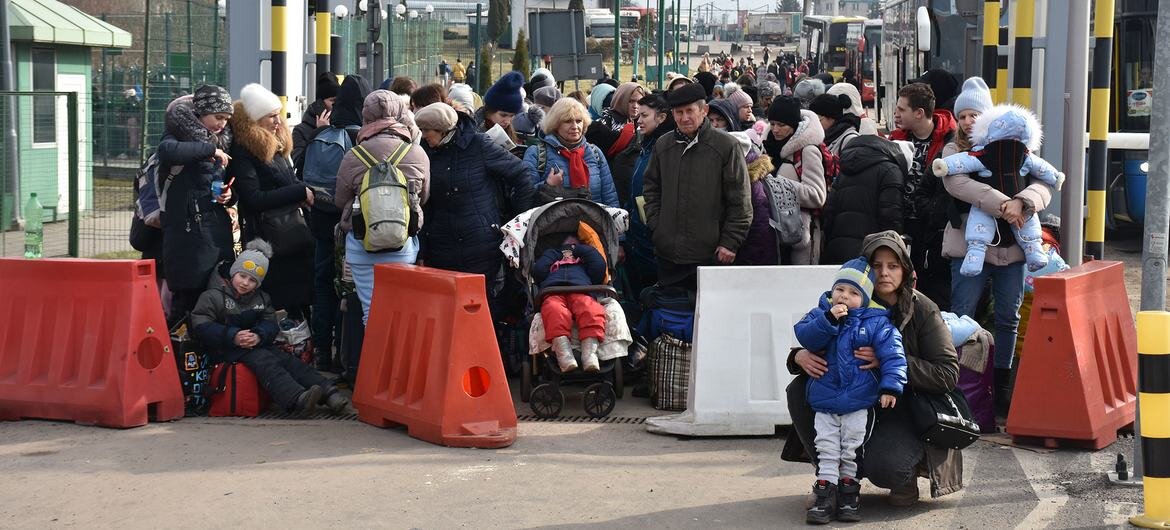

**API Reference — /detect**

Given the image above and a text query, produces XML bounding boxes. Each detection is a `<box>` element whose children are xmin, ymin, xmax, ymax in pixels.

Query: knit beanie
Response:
<box><xmin>953</xmin><ymin>76</ymin><xmax>993</xmax><ymax>116</ymax></box>
<box><xmin>533</xmin><ymin>86</ymin><xmax>562</xmax><ymax>108</ymax></box>
<box><xmin>231</xmin><ymin>239</ymin><xmax>273</xmax><ymax>286</ymax></box>
<box><xmin>316</xmin><ymin>72</ymin><xmax>341</xmax><ymax>100</ymax></box>
<box><xmin>415</xmin><ymin>102</ymin><xmax>459</xmax><ymax>132</ymax></box>
<box><xmin>526</xmin><ymin>72</ymin><xmax>556</xmax><ymax>95</ymax></box>
<box><xmin>483</xmin><ymin>71</ymin><xmax>525</xmax><ymax>114</ymax></box>
<box><xmin>239</xmin><ymin>83</ymin><xmax>282</xmax><ymax>121</ymax></box>
<box><xmin>192</xmin><ymin>85</ymin><xmax>233</xmax><ymax>116</ymax></box>
<box><xmin>834</xmin><ymin>257</ymin><xmax>877</xmax><ymax>307</ymax></box>
<box><xmin>809</xmin><ymin>93</ymin><xmax>851</xmax><ymax>120</ymax></box>
<box><xmin>793</xmin><ymin>78</ymin><xmax>826</xmax><ymax>107</ymax></box>
<box><xmin>532</xmin><ymin>67</ymin><xmax>556</xmax><ymax>87</ymax></box>
<box><xmin>724</xmin><ymin>83</ymin><xmax>753</xmax><ymax>111</ymax></box>
<box><xmin>448</xmin><ymin>83</ymin><xmax>477</xmax><ymax>111</ymax></box>
<box><xmin>767</xmin><ymin>96</ymin><xmax>802</xmax><ymax>129</ymax></box>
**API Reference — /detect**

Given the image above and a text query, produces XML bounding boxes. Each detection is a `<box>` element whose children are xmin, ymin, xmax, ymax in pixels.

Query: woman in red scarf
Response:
<box><xmin>585</xmin><ymin>82</ymin><xmax>644</xmax><ymax>210</ymax></box>
<box><xmin>522</xmin><ymin>98</ymin><xmax>619</xmax><ymax>208</ymax></box>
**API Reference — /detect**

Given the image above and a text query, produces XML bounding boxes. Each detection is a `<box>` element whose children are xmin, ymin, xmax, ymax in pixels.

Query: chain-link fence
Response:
<box><xmin>0</xmin><ymin>92</ymin><xmax>133</xmax><ymax>259</ymax></box>
<box><xmin>333</xmin><ymin>13</ymin><xmax>446</xmax><ymax>84</ymax></box>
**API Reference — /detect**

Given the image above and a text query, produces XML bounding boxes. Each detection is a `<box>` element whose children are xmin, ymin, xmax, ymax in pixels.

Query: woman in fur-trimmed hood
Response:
<box><xmin>226</xmin><ymin>83</ymin><xmax>314</xmax><ymax>318</ymax></box>
<box><xmin>156</xmin><ymin>85</ymin><xmax>237</xmax><ymax>324</ymax></box>
<box><xmin>730</xmin><ymin>121</ymin><xmax>778</xmax><ymax>266</ymax></box>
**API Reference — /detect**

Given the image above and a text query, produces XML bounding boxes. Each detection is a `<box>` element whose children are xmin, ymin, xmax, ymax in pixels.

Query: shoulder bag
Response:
<box><xmin>907</xmin><ymin>386</ymin><xmax>981</xmax><ymax>450</ymax></box>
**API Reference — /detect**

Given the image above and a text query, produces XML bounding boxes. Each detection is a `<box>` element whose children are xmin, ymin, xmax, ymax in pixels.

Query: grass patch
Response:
<box><xmin>93</xmin><ymin>249</ymin><xmax>142</xmax><ymax>259</ymax></box>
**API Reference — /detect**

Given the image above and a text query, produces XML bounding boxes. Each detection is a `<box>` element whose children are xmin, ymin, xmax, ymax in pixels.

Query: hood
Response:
<box><xmin>358</xmin><ymin>89</ymin><xmax>418</xmax><ymax>144</ymax></box>
<box><xmin>826</xmin><ymin>82</ymin><xmax>865</xmax><ymax>116</ymax></box>
<box><xmin>747</xmin><ymin>154</ymin><xmax>774</xmax><ymax>182</ymax></box>
<box><xmin>860</xmin><ymin>230</ymin><xmax>913</xmax><ymax>275</ymax></box>
<box><xmin>817</xmin><ymin>291</ymin><xmax>888</xmax><ymax>314</ymax></box>
<box><xmin>228</xmin><ymin>101</ymin><xmax>291</xmax><ymax>162</ymax></box>
<box><xmin>331</xmin><ymin>74</ymin><xmax>372</xmax><ymax>128</ymax></box>
<box><xmin>970</xmin><ymin>103</ymin><xmax>1043</xmax><ymax>152</ymax></box>
<box><xmin>513</xmin><ymin>104</ymin><xmax>546</xmax><ymax>137</ymax></box>
<box><xmin>779</xmin><ymin>109</ymin><xmax>826</xmax><ymax>159</ymax></box>
<box><xmin>708</xmin><ymin>100</ymin><xmax>742</xmax><ymax>132</ymax></box>
<box><xmin>165</xmin><ymin>95</ymin><xmax>232</xmax><ymax>149</ymax></box>
<box><xmin>840</xmin><ymin>135</ymin><xmax>909</xmax><ymax>174</ymax></box>
<box><xmin>589</xmin><ymin>84</ymin><xmax>616</xmax><ymax>118</ymax></box>
<box><xmin>300</xmin><ymin>99</ymin><xmax>326</xmax><ymax>127</ymax></box>
<box><xmin>609</xmin><ymin>82</ymin><xmax>642</xmax><ymax>119</ymax></box>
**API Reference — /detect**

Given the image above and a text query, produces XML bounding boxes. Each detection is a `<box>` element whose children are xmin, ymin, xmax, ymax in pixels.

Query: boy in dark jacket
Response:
<box><xmin>794</xmin><ymin>257</ymin><xmax>908</xmax><ymax>524</ymax></box>
<box><xmin>532</xmin><ymin>235</ymin><xmax>607</xmax><ymax>373</ymax></box>
<box><xmin>190</xmin><ymin>240</ymin><xmax>349</xmax><ymax>417</ymax></box>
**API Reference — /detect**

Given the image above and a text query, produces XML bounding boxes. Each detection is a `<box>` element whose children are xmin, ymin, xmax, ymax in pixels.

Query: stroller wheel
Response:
<box><xmin>530</xmin><ymin>383</ymin><xmax>563</xmax><ymax>419</ymax></box>
<box><xmin>582</xmin><ymin>383</ymin><xmax>617</xmax><ymax>418</ymax></box>
<box><xmin>520</xmin><ymin>358</ymin><xmax>533</xmax><ymax>403</ymax></box>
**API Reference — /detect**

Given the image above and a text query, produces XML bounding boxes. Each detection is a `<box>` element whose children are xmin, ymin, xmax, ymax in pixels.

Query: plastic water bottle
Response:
<box><xmin>210</xmin><ymin>180</ymin><xmax>223</xmax><ymax>204</ymax></box>
<box><xmin>24</xmin><ymin>193</ymin><xmax>43</xmax><ymax>259</ymax></box>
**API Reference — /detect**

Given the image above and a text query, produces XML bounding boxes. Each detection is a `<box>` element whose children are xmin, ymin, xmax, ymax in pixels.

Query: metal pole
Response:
<box><xmin>1040</xmin><ymin>0</ymin><xmax>1067</xmax><ymax>215</ymax></box>
<box><xmin>1060</xmin><ymin>0</ymin><xmax>1090</xmax><ymax>267</ymax></box>
<box><xmin>66</xmin><ymin>93</ymin><xmax>78</xmax><ymax>258</ymax></box>
<box><xmin>657</xmin><ymin>0</ymin><xmax>665</xmax><ymax>88</ymax></box>
<box><xmin>475</xmin><ymin>4</ymin><xmax>482</xmax><ymax>90</ymax></box>
<box><xmin>1085</xmin><ymin>0</ymin><xmax>1115</xmax><ymax>260</ymax></box>
<box><xmin>272</xmin><ymin>0</ymin><xmax>289</xmax><ymax>113</ymax></box>
<box><xmin>186</xmin><ymin>0</ymin><xmax>193</xmax><ymax>81</ymax></box>
<box><xmin>614</xmin><ymin>5</ymin><xmax>621</xmax><ymax>81</ymax></box>
<box><xmin>673</xmin><ymin>0</ymin><xmax>680</xmax><ymax>72</ymax></box>
<box><xmin>365</xmin><ymin>0</ymin><xmax>378</xmax><ymax>86</ymax></box>
<box><xmin>388</xmin><ymin>6</ymin><xmax>395</xmax><ymax>79</ymax></box>
<box><xmin>686</xmin><ymin>0</ymin><xmax>692</xmax><ymax>67</ymax></box>
<box><xmin>331</xmin><ymin>34</ymin><xmax>343</xmax><ymax>75</ymax></box>
<box><xmin>212</xmin><ymin>0</ymin><xmax>220</xmax><ymax>80</ymax></box>
<box><xmin>316</xmin><ymin>0</ymin><xmax>332</xmax><ymax>76</ymax></box>
<box><xmin>0</xmin><ymin>0</ymin><xmax>21</xmax><ymax>225</ymax></box>
<box><xmin>982</xmin><ymin>0</ymin><xmax>1000</xmax><ymax>102</ymax></box>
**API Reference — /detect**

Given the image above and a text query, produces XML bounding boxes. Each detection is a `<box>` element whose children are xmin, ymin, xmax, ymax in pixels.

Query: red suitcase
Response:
<box><xmin>209</xmin><ymin>362</ymin><xmax>270</xmax><ymax>417</ymax></box>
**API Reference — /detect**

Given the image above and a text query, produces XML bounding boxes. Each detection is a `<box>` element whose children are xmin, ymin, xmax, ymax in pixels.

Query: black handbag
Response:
<box><xmin>258</xmin><ymin>203</ymin><xmax>312</xmax><ymax>256</ymax></box>
<box><xmin>907</xmin><ymin>387</ymin><xmax>981</xmax><ymax>450</ymax></box>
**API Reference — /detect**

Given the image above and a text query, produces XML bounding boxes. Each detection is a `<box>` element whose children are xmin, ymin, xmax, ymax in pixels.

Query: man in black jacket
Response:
<box><xmin>292</xmin><ymin>72</ymin><xmax>340</xmax><ymax>176</ymax></box>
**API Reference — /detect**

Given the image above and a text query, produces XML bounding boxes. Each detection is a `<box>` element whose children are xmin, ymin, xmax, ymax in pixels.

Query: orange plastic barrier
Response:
<box><xmin>0</xmin><ymin>259</ymin><xmax>185</xmax><ymax>428</ymax></box>
<box><xmin>1007</xmin><ymin>260</ymin><xmax>1138</xmax><ymax>449</ymax></box>
<box><xmin>352</xmin><ymin>264</ymin><xmax>517</xmax><ymax>448</ymax></box>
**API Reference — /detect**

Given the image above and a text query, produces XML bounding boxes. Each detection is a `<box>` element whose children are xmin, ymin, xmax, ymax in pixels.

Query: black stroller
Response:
<box><xmin>509</xmin><ymin>199</ymin><xmax>628</xmax><ymax>419</ymax></box>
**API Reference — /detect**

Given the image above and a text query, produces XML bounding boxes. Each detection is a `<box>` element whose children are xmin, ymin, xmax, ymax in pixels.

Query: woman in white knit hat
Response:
<box><xmin>226</xmin><ymin>83</ymin><xmax>315</xmax><ymax>322</ymax></box>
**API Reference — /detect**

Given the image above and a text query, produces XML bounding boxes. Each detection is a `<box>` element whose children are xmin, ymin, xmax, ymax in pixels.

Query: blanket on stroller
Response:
<box><xmin>529</xmin><ymin>297</ymin><xmax>631</xmax><ymax>360</ymax></box>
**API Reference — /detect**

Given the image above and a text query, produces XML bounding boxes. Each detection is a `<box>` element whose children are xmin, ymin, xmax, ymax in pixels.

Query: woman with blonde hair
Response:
<box><xmin>523</xmin><ymin>98</ymin><xmax>619</xmax><ymax>207</ymax></box>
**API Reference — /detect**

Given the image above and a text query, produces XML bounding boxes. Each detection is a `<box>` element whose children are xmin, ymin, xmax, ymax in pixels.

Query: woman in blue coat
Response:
<box><xmin>414</xmin><ymin>102</ymin><xmax>535</xmax><ymax>309</ymax></box>
<box><xmin>523</xmin><ymin>98</ymin><xmax>619</xmax><ymax>208</ymax></box>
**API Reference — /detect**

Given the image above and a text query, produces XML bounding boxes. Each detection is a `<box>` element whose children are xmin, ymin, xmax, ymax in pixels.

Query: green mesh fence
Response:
<box><xmin>333</xmin><ymin>14</ymin><xmax>446</xmax><ymax>84</ymax></box>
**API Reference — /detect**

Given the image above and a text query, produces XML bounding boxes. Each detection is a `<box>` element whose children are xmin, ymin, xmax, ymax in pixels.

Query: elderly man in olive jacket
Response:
<box><xmin>643</xmin><ymin>82</ymin><xmax>753</xmax><ymax>289</ymax></box>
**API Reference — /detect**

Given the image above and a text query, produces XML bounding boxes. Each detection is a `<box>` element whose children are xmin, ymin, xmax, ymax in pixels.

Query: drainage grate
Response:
<box><xmin>517</xmin><ymin>415</ymin><xmax>646</xmax><ymax>424</ymax></box>
<box><xmin>253</xmin><ymin>410</ymin><xmax>360</xmax><ymax>421</ymax></box>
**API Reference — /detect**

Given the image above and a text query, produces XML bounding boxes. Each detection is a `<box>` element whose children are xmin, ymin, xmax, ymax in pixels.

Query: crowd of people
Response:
<box><xmin>138</xmin><ymin>53</ymin><xmax>1068</xmax><ymax>522</ymax></box>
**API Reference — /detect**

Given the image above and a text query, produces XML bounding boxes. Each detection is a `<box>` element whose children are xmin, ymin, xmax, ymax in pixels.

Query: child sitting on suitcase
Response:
<box><xmin>794</xmin><ymin>257</ymin><xmax>908</xmax><ymax>524</ymax></box>
<box><xmin>190</xmin><ymin>240</ymin><xmax>350</xmax><ymax>416</ymax></box>
<box><xmin>533</xmin><ymin>234</ymin><xmax>607</xmax><ymax>373</ymax></box>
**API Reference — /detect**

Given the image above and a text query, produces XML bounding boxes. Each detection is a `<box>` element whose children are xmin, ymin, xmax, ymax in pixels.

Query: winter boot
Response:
<box><xmin>1016</xmin><ymin>228</ymin><xmax>1050</xmax><ymax>272</ymax></box>
<box><xmin>580</xmin><ymin>337</ymin><xmax>601</xmax><ymax>373</ymax></box>
<box><xmin>293</xmin><ymin>385</ymin><xmax>323</xmax><ymax>418</ymax></box>
<box><xmin>806</xmin><ymin>480</ymin><xmax>837</xmax><ymax>524</ymax></box>
<box><xmin>551</xmin><ymin>336</ymin><xmax>578</xmax><ymax>372</ymax></box>
<box><xmin>960</xmin><ymin>239</ymin><xmax>988</xmax><ymax>277</ymax></box>
<box><xmin>313</xmin><ymin>346</ymin><xmax>335</xmax><ymax>372</ymax></box>
<box><xmin>322</xmin><ymin>387</ymin><xmax>351</xmax><ymax>414</ymax></box>
<box><xmin>836</xmin><ymin>477</ymin><xmax>861</xmax><ymax>522</ymax></box>
<box><xmin>994</xmin><ymin>368</ymin><xmax>1014</xmax><ymax>418</ymax></box>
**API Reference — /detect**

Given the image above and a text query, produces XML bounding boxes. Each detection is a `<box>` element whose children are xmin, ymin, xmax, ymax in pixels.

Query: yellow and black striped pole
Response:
<box><xmin>982</xmin><ymin>0</ymin><xmax>999</xmax><ymax>102</ymax></box>
<box><xmin>996</xmin><ymin>26</ymin><xmax>1009</xmax><ymax>103</ymax></box>
<box><xmin>1010</xmin><ymin>0</ymin><xmax>1033</xmax><ymax>106</ymax></box>
<box><xmin>1086</xmin><ymin>0</ymin><xmax>1114</xmax><ymax>259</ymax></box>
<box><xmin>271</xmin><ymin>0</ymin><xmax>288</xmax><ymax>114</ymax></box>
<box><xmin>315</xmin><ymin>0</ymin><xmax>331</xmax><ymax>78</ymax></box>
<box><xmin>1131</xmin><ymin>311</ymin><xmax>1170</xmax><ymax>528</ymax></box>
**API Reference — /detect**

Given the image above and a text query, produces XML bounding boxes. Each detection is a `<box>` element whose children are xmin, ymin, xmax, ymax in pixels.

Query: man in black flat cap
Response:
<box><xmin>642</xmin><ymin>82</ymin><xmax>753</xmax><ymax>290</ymax></box>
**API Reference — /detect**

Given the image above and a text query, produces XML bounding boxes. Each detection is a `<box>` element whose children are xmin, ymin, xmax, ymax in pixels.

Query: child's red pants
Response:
<box><xmin>540</xmin><ymin>293</ymin><xmax>606</xmax><ymax>341</ymax></box>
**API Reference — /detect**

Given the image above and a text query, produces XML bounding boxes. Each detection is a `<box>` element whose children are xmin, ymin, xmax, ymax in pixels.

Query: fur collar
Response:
<box><xmin>228</xmin><ymin>101</ymin><xmax>292</xmax><ymax>162</ymax></box>
<box><xmin>748</xmin><ymin>154</ymin><xmax>774</xmax><ymax>182</ymax></box>
<box><xmin>165</xmin><ymin>95</ymin><xmax>232</xmax><ymax>149</ymax></box>
<box><xmin>970</xmin><ymin>103</ymin><xmax>1042</xmax><ymax>152</ymax></box>
<box><xmin>780</xmin><ymin>109</ymin><xmax>826</xmax><ymax>159</ymax></box>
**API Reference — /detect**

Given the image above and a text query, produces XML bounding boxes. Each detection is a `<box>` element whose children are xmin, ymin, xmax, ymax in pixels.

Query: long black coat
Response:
<box><xmin>419</xmin><ymin>114</ymin><xmax>535</xmax><ymax>279</ymax></box>
<box><xmin>228</xmin><ymin>138</ymin><xmax>313</xmax><ymax>314</ymax></box>
<box><xmin>821</xmin><ymin>135</ymin><xmax>906</xmax><ymax>265</ymax></box>
<box><xmin>156</xmin><ymin>134</ymin><xmax>235</xmax><ymax>291</ymax></box>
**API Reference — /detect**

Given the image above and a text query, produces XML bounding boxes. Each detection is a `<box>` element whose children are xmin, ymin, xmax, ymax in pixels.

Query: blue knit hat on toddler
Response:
<box><xmin>834</xmin><ymin>257</ymin><xmax>877</xmax><ymax>307</ymax></box>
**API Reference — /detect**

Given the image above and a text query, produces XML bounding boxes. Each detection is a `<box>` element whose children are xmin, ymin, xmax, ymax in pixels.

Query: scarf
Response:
<box><xmin>607</xmin><ymin>122</ymin><xmax>636</xmax><ymax>157</ymax></box>
<box><xmin>559</xmin><ymin>142</ymin><xmax>590</xmax><ymax>189</ymax></box>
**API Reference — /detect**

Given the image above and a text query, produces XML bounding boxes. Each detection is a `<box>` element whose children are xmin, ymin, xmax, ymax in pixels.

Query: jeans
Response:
<box><xmin>311</xmin><ymin>233</ymin><xmax>338</xmax><ymax>355</ymax></box>
<box><xmin>949</xmin><ymin>259</ymin><xmax>1025</xmax><ymax>370</ymax></box>
<box><xmin>345</xmin><ymin>232</ymin><xmax>418</xmax><ymax>325</ymax></box>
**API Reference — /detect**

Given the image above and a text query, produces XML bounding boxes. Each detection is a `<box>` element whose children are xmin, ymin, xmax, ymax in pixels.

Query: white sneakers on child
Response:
<box><xmin>551</xmin><ymin>336</ymin><xmax>578</xmax><ymax>372</ymax></box>
<box><xmin>580</xmin><ymin>337</ymin><xmax>601</xmax><ymax>373</ymax></box>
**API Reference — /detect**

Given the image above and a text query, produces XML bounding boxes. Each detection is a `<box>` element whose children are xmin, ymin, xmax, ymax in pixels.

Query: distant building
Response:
<box><xmin>814</xmin><ymin>0</ymin><xmax>873</xmax><ymax>18</ymax></box>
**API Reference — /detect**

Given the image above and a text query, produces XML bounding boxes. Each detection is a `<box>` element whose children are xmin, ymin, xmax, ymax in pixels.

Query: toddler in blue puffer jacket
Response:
<box><xmin>794</xmin><ymin>257</ymin><xmax>908</xmax><ymax>524</ymax></box>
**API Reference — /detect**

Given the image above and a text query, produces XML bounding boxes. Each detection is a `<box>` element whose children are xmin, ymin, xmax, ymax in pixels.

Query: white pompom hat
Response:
<box><xmin>239</xmin><ymin>83</ymin><xmax>282</xmax><ymax>121</ymax></box>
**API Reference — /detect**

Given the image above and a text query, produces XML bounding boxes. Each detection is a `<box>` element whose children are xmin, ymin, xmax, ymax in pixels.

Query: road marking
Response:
<box><xmin>1013</xmin><ymin>448</ymin><xmax>1070</xmax><ymax>529</ymax></box>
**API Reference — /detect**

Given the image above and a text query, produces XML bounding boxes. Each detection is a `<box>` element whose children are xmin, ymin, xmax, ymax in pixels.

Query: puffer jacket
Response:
<box><xmin>733</xmin><ymin>154</ymin><xmax>778</xmax><ymax>265</ymax></box>
<box><xmin>189</xmin><ymin>279</ymin><xmax>280</xmax><ymax>364</ymax></box>
<box><xmin>822</xmin><ymin>136</ymin><xmax>906</xmax><ymax>265</ymax></box>
<box><xmin>419</xmin><ymin>112</ymin><xmax>534</xmax><ymax>276</ymax></box>
<box><xmin>524</xmin><ymin>134</ymin><xmax>620</xmax><ymax>208</ymax></box>
<box><xmin>940</xmin><ymin>141</ymin><xmax>1053</xmax><ymax>267</ymax></box>
<box><xmin>585</xmin><ymin>107</ymin><xmax>641</xmax><ymax>206</ymax></box>
<box><xmin>334</xmin><ymin>90</ymin><xmax>431</xmax><ymax>234</ymax></box>
<box><xmin>156</xmin><ymin>95</ymin><xmax>235</xmax><ymax>291</ymax></box>
<box><xmin>764</xmin><ymin>109</ymin><xmax>827</xmax><ymax>265</ymax></box>
<box><xmin>532</xmin><ymin>243</ymin><xmax>606</xmax><ymax>290</ymax></box>
<box><xmin>796</xmin><ymin>294</ymin><xmax>907</xmax><ymax>415</ymax></box>
<box><xmin>643</xmin><ymin>119</ymin><xmax>753</xmax><ymax>264</ymax></box>
<box><xmin>226</xmin><ymin>103</ymin><xmax>313</xmax><ymax>313</ymax></box>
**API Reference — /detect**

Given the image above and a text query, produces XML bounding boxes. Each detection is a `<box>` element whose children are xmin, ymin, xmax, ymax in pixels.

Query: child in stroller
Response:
<box><xmin>533</xmin><ymin>235</ymin><xmax>608</xmax><ymax>373</ymax></box>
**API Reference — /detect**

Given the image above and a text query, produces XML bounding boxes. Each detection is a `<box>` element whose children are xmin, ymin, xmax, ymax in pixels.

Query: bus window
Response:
<box><xmin>1116</xmin><ymin>17</ymin><xmax>1154</xmax><ymax>132</ymax></box>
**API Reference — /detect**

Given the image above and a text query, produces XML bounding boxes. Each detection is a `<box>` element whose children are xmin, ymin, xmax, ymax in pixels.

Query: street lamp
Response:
<box><xmin>358</xmin><ymin>0</ymin><xmax>369</xmax><ymax>12</ymax></box>
<box><xmin>333</xmin><ymin>4</ymin><xmax>349</xmax><ymax>17</ymax></box>
<box><xmin>395</xmin><ymin>3</ymin><xmax>406</xmax><ymax>17</ymax></box>
<box><xmin>409</xmin><ymin>10</ymin><xmax>418</xmax><ymax>19</ymax></box>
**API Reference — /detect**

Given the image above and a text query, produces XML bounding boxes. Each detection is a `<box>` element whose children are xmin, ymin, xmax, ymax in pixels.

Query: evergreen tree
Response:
<box><xmin>569</xmin><ymin>0</ymin><xmax>584</xmax><ymax>11</ymax></box>
<box><xmin>479</xmin><ymin>45</ymin><xmax>494</xmax><ymax>94</ymax></box>
<box><xmin>488</xmin><ymin>0</ymin><xmax>509</xmax><ymax>47</ymax></box>
<box><xmin>512</xmin><ymin>30</ymin><xmax>531</xmax><ymax>78</ymax></box>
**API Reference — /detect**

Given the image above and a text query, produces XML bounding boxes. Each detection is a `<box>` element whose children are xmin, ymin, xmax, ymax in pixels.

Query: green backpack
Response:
<box><xmin>350</xmin><ymin>142</ymin><xmax>414</xmax><ymax>252</ymax></box>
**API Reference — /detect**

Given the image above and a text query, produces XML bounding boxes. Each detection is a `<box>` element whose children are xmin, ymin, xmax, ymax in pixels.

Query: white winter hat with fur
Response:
<box><xmin>239</xmin><ymin>83</ymin><xmax>282</xmax><ymax>121</ymax></box>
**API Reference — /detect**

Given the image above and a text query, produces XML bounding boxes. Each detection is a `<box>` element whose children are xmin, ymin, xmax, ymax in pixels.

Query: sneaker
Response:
<box><xmin>837</xmin><ymin>477</ymin><xmax>861</xmax><ymax>522</ymax></box>
<box><xmin>806</xmin><ymin>480</ymin><xmax>837</xmax><ymax>525</ymax></box>
<box><xmin>322</xmin><ymin>389</ymin><xmax>350</xmax><ymax>414</ymax></box>
<box><xmin>887</xmin><ymin>479</ymin><xmax>920</xmax><ymax>506</ymax></box>
<box><xmin>293</xmin><ymin>385</ymin><xmax>323</xmax><ymax>418</ymax></box>
<box><xmin>580</xmin><ymin>337</ymin><xmax>601</xmax><ymax>373</ymax></box>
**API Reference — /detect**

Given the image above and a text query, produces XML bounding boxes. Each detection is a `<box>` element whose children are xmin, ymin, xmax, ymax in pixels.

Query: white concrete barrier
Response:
<box><xmin>645</xmin><ymin>265</ymin><xmax>840</xmax><ymax>436</ymax></box>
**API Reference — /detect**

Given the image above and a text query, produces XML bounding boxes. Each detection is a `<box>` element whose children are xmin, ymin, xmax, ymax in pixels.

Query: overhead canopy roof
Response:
<box><xmin>8</xmin><ymin>0</ymin><xmax>132</xmax><ymax>48</ymax></box>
